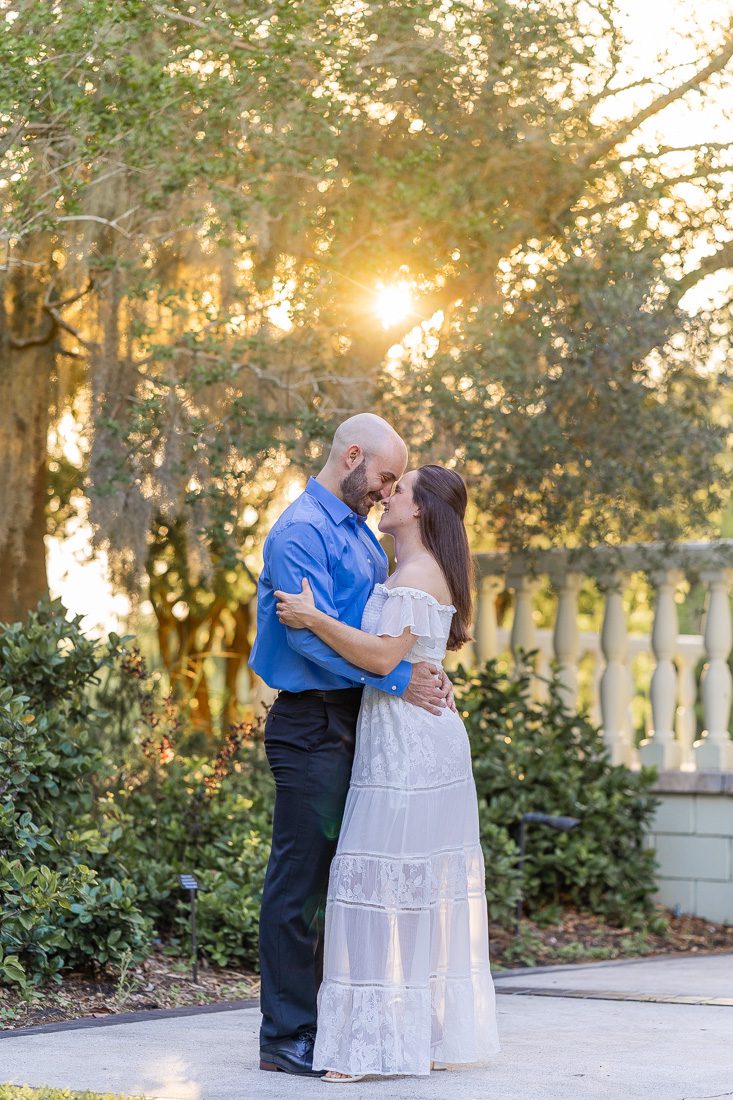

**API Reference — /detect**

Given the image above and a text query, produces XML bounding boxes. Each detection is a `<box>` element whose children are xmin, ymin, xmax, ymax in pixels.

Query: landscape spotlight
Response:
<box><xmin>178</xmin><ymin>873</ymin><xmax>199</xmax><ymax>983</ymax></box>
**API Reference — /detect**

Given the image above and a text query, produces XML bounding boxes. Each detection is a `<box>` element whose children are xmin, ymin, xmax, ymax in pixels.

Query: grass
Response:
<box><xmin>0</xmin><ymin>1089</ymin><xmax>144</xmax><ymax>1099</ymax></box>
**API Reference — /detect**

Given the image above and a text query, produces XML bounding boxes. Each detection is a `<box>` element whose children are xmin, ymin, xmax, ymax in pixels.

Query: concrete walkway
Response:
<box><xmin>1</xmin><ymin>954</ymin><xmax>731</xmax><ymax>1100</ymax></box>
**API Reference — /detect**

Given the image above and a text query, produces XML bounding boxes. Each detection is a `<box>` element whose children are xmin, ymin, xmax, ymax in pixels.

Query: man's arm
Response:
<box><xmin>268</xmin><ymin>523</ymin><xmax>412</xmax><ymax>695</ymax></box>
<box><xmin>276</xmin><ymin>579</ymin><xmax>416</xmax><ymax>675</ymax></box>
<box><xmin>275</xmin><ymin>588</ymin><xmax>457</xmax><ymax>714</ymax></box>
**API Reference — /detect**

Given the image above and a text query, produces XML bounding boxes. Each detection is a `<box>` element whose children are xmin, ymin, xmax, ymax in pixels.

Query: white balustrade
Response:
<box><xmin>590</xmin><ymin>655</ymin><xmax>603</xmax><ymax>727</ymax></box>
<box><xmin>549</xmin><ymin>568</ymin><xmax>583</xmax><ymax>711</ymax></box>
<box><xmin>640</xmin><ymin>570</ymin><xmax>683</xmax><ymax>770</ymax></box>
<box><xmin>507</xmin><ymin>571</ymin><xmax>545</xmax><ymax>700</ymax></box>
<box><xmin>474</xmin><ymin>575</ymin><xmax>502</xmax><ymax>664</ymax></box>
<box><xmin>676</xmin><ymin>647</ymin><xmax>700</xmax><ymax>770</ymax></box>
<box><xmin>470</xmin><ymin>542</ymin><xmax>733</xmax><ymax>775</ymax></box>
<box><xmin>534</xmin><ymin>645</ymin><xmax>551</xmax><ymax>703</ymax></box>
<box><xmin>599</xmin><ymin>573</ymin><xmax>633</xmax><ymax>767</ymax></box>
<box><xmin>508</xmin><ymin>571</ymin><xmax>538</xmax><ymax>661</ymax></box>
<box><xmin>697</xmin><ymin>568</ymin><xmax>733</xmax><ymax>769</ymax></box>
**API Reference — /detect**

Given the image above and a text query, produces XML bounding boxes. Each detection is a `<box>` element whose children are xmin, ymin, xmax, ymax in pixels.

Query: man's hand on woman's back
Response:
<box><xmin>404</xmin><ymin>662</ymin><xmax>456</xmax><ymax>715</ymax></box>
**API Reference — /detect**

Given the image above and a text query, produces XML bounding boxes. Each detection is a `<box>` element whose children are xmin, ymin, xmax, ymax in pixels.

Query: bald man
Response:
<box><xmin>250</xmin><ymin>414</ymin><xmax>453</xmax><ymax>1076</ymax></box>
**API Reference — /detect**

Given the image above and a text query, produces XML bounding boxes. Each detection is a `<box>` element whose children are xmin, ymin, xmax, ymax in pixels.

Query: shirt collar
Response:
<box><xmin>305</xmin><ymin>476</ymin><xmax>357</xmax><ymax>525</ymax></box>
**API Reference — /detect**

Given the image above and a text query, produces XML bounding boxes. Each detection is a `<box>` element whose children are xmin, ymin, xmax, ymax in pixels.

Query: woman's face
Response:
<box><xmin>378</xmin><ymin>469</ymin><xmax>419</xmax><ymax>535</ymax></box>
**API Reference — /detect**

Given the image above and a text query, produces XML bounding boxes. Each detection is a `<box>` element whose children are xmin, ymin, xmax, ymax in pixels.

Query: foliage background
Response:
<box><xmin>1</xmin><ymin>605</ymin><xmax>660</xmax><ymax>989</ymax></box>
<box><xmin>1</xmin><ymin>2</ymin><xmax>732</xmax><ymax>701</ymax></box>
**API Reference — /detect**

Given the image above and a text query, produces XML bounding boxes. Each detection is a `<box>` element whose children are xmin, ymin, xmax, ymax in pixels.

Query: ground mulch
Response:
<box><xmin>2</xmin><ymin>908</ymin><xmax>731</xmax><ymax>1032</ymax></box>
<box><xmin>0</xmin><ymin>951</ymin><xmax>258</xmax><ymax>1032</ymax></box>
<box><xmin>489</xmin><ymin>907</ymin><xmax>733</xmax><ymax>969</ymax></box>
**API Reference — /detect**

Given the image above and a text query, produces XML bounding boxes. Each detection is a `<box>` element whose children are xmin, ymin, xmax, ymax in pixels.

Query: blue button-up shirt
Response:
<box><xmin>249</xmin><ymin>477</ymin><xmax>411</xmax><ymax>695</ymax></box>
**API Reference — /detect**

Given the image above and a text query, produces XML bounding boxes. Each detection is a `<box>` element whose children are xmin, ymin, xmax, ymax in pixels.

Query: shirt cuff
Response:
<box><xmin>358</xmin><ymin>658</ymin><xmax>411</xmax><ymax>697</ymax></box>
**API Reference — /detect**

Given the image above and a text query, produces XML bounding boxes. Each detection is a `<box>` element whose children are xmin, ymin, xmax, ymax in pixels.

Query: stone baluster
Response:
<box><xmin>589</xmin><ymin>651</ymin><xmax>603</xmax><ymax>727</ymax></box>
<box><xmin>460</xmin><ymin>635</ymin><xmax>476</xmax><ymax>670</ymax></box>
<box><xmin>675</xmin><ymin>647</ymin><xmax>698</xmax><ymax>770</ymax></box>
<box><xmin>534</xmin><ymin>642</ymin><xmax>551</xmax><ymax>703</ymax></box>
<box><xmin>508</xmin><ymin>573</ymin><xmax>537</xmax><ymax>654</ymax></box>
<box><xmin>508</xmin><ymin>570</ymin><xmax>539</xmax><ymax>678</ymax></box>
<box><xmin>549</xmin><ymin>568</ymin><xmax>583</xmax><ymax>711</ymax></box>
<box><xmin>508</xmin><ymin>571</ymin><xmax>546</xmax><ymax>700</ymax></box>
<box><xmin>626</xmin><ymin>664</ymin><xmax>639</xmax><ymax>768</ymax></box>
<box><xmin>696</xmin><ymin>569</ymin><xmax>733</xmax><ymax>769</ymax></box>
<box><xmin>599</xmin><ymin>572</ymin><xmax>633</xmax><ymax>766</ymax></box>
<box><xmin>474</xmin><ymin>575</ymin><xmax>503</xmax><ymax>666</ymax></box>
<box><xmin>640</xmin><ymin>569</ymin><xmax>683</xmax><ymax>770</ymax></box>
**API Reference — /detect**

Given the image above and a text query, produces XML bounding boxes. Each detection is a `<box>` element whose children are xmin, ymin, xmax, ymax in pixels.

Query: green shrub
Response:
<box><xmin>92</xmin><ymin>643</ymin><xmax>273</xmax><ymax>969</ymax></box>
<box><xmin>455</xmin><ymin>658</ymin><xmax>660</xmax><ymax>927</ymax></box>
<box><xmin>0</xmin><ymin>602</ymin><xmax>151</xmax><ymax>988</ymax></box>
<box><xmin>175</xmin><ymin>772</ymin><xmax>272</xmax><ymax>967</ymax></box>
<box><xmin>477</xmin><ymin>820</ymin><xmax>523</xmax><ymax>927</ymax></box>
<box><xmin>110</xmin><ymin>730</ymin><xmax>273</xmax><ymax>969</ymax></box>
<box><xmin>0</xmin><ymin>599</ymin><xmax>273</xmax><ymax>985</ymax></box>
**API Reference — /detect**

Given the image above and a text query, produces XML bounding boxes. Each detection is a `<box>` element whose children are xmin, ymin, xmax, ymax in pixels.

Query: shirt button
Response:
<box><xmin>360</xmin><ymin>677</ymin><xmax>365</xmax><ymax>682</ymax></box>
<box><xmin>391</xmin><ymin>685</ymin><xmax>397</xmax><ymax>691</ymax></box>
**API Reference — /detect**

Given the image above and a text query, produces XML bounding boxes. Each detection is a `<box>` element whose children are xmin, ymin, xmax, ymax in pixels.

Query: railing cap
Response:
<box><xmin>475</xmin><ymin>540</ymin><xmax>733</xmax><ymax>581</ymax></box>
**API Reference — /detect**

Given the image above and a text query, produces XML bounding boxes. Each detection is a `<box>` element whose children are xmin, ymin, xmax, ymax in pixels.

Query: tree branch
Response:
<box><xmin>670</xmin><ymin>239</ymin><xmax>733</xmax><ymax>306</ymax></box>
<box><xmin>607</xmin><ymin>140</ymin><xmax>733</xmax><ymax>168</ymax></box>
<box><xmin>580</xmin><ymin>169</ymin><xmax>733</xmax><ymax>218</ymax></box>
<box><xmin>57</xmin><ymin>345</ymin><xmax>87</xmax><ymax>360</ymax></box>
<box><xmin>54</xmin><ymin>212</ymin><xmax>138</xmax><ymax>238</ymax></box>
<box><xmin>573</xmin><ymin>75</ymin><xmax>662</xmax><ymax>113</ymax></box>
<box><xmin>9</xmin><ymin>279</ymin><xmax>97</xmax><ymax>349</ymax></box>
<box><xmin>150</xmin><ymin>5</ymin><xmax>260</xmax><ymax>52</ymax></box>
<box><xmin>8</xmin><ymin>319</ymin><xmax>55</xmax><ymax>349</ymax></box>
<box><xmin>44</xmin><ymin>306</ymin><xmax>94</xmax><ymax>347</ymax></box>
<box><xmin>580</xmin><ymin>28</ymin><xmax>733</xmax><ymax>169</ymax></box>
<box><xmin>49</xmin><ymin>278</ymin><xmax>95</xmax><ymax>311</ymax></box>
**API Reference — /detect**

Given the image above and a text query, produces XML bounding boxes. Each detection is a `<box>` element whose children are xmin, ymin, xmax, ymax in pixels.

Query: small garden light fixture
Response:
<box><xmin>178</xmin><ymin>873</ymin><xmax>199</xmax><ymax>983</ymax></box>
<box><xmin>515</xmin><ymin>812</ymin><xmax>580</xmax><ymax>932</ymax></box>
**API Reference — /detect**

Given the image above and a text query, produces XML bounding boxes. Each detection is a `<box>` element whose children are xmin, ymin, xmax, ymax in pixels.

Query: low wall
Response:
<box><xmin>645</xmin><ymin>771</ymin><xmax>733</xmax><ymax>925</ymax></box>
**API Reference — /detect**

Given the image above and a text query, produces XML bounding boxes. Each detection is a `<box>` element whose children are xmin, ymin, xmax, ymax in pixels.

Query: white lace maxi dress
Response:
<box><xmin>312</xmin><ymin>584</ymin><xmax>500</xmax><ymax>1077</ymax></box>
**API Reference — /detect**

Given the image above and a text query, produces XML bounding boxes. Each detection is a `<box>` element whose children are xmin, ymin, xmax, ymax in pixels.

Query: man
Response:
<box><xmin>250</xmin><ymin>413</ymin><xmax>453</xmax><ymax>1077</ymax></box>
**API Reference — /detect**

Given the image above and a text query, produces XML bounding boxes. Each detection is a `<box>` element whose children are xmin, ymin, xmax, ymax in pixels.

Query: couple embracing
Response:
<box><xmin>249</xmin><ymin>413</ymin><xmax>500</xmax><ymax>1082</ymax></box>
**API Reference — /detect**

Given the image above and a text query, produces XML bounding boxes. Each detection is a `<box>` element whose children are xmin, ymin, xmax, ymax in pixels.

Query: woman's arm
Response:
<box><xmin>275</xmin><ymin>579</ymin><xmax>414</xmax><ymax>677</ymax></box>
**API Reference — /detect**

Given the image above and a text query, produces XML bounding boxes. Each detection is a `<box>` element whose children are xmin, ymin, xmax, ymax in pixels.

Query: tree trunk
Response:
<box><xmin>0</xmin><ymin>249</ymin><xmax>54</xmax><ymax>624</ymax></box>
<box><xmin>0</xmin><ymin>410</ymin><xmax>50</xmax><ymax>623</ymax></box>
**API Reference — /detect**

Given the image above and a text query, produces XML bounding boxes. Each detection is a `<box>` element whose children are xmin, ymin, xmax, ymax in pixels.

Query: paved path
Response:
<box><xmin>495</xmin><ymin>950</ymin><xmax>733</xmax><ymax>1004</ymax></box>
<box><xmin>1</xmin><ymin>954</ymin><xmax>731</xmax><ymax>1100</ymax></box>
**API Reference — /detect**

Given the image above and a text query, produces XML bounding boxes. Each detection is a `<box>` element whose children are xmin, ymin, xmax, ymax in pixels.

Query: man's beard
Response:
<box><xmin>340</xmin><ymin>460</ymin><xmax>381</xmax><ymax>517</ymax></box>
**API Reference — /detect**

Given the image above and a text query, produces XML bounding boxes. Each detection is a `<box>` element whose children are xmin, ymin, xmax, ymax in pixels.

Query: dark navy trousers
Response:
<box><xmin>259</xmin><ymin>687</ymin><xmax>362</xmax><ymax>1045</ymax></box>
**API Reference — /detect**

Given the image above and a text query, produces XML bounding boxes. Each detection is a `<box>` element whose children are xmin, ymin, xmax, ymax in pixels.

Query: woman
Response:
<box><xmin>274</xmin><ymin>464</ymin><xmax>500</xmax><ymax>1081</ymax></box>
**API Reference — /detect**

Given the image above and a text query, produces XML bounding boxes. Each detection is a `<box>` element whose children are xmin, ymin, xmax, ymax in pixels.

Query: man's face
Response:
<box><xmin>340</xmin><ymin>449</ymin><xmax>406</xmax><ymax>517</ymax></box>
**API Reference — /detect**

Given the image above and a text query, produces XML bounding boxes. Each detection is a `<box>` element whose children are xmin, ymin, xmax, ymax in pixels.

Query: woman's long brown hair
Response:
<box><xmin>412</xmin><ymin>465</ymin><xmax>474</xmax><ymax>651</ymax></box>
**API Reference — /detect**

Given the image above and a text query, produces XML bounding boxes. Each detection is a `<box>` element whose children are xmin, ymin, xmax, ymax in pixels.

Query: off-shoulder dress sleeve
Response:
<box><xmin>376</xmin><ymin>586</ymin><xmax>454</xmax><ymax>643</ymax></box>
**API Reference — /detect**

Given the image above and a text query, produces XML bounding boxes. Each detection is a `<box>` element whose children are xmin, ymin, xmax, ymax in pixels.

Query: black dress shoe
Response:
<box><xmin>260</xmin><ymin>1032</ymin><xmax>325</xmax><ymax>1076</ymax></box>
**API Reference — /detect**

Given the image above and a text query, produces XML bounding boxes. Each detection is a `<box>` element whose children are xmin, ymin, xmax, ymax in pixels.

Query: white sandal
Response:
<box><xmin>322</xmin><ymin>1072</ymin><xmax>366</xmax><ymax>1082</ymax></box>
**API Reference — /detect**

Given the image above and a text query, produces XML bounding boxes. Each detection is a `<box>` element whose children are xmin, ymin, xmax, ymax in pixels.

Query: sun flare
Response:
<box><xmin>375</xmin><ymin>281</ymin><xmax>413</xmax><ymax>328</ymax></box>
